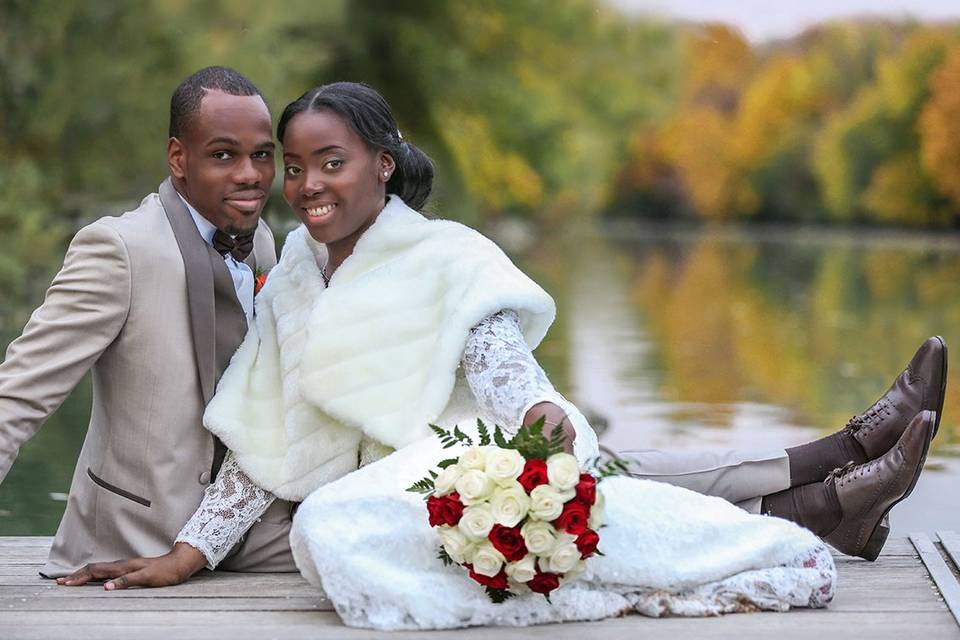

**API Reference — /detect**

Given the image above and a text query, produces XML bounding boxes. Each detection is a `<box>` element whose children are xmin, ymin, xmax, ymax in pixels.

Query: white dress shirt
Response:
<box><xmin>178</xmin><ymin>194</ymin><xmax>255</xmax><ymax>323</ymax></box>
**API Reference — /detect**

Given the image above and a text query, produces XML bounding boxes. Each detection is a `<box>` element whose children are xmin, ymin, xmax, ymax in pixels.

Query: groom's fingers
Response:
<box><xmin>56</xmin><ymin>559</ymin><xmax>145</xmax><ymax>586</ymax></box>
<box><xmin>105</xmin><ymin>564</ymin><xmax>172</xmax><ymax>590</ymax></box>
<box><xmin>104</xmin><ymin>571</ymin><xmax>140</xmax><ymax>591</ymax></box>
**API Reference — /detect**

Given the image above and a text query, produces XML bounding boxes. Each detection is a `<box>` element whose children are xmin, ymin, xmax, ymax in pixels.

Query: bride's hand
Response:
<box><xmin>523</xmin><ymin>401</ymin><xmax>577</xmax><ymax>453</ymax></box>
<box><xmin>55</xmin><ymin>542</ymin><xmax>207</xmax><ymax>590</ymax></box>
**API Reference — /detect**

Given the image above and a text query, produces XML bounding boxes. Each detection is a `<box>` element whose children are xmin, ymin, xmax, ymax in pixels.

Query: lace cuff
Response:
<box><xmin>462</xmin><ymin>310</ymin><xmax>559</xmax><ymax>432</ymax></box>
<box><xmin>175</xmin><ymin>453</ymin><xmax>276</xmax><ymax>569</ymax></box>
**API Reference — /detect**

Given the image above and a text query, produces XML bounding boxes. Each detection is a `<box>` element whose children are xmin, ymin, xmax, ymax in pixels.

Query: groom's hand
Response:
<box><xmin>55</xmin><ymin>543</ymin><xmax>207</xmax><ymax>590</ymax></box>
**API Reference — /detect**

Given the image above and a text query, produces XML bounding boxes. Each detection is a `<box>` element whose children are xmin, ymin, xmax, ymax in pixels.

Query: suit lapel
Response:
<box><xmin>160</xmin><ymin>178</ymin><xmax>247</xmax><ymax>404</ymax></box>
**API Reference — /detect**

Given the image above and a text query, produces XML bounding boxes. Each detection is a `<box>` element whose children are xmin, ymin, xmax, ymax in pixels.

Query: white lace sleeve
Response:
<box><xmin>175</xmin><ymin>452</ymin><xmax>276</xmax><ymax>569</ymax></box>
<box><xmin>462</xmin><ymin>310</ymin><xmax>557</xmax><ymax>432</ymax></box>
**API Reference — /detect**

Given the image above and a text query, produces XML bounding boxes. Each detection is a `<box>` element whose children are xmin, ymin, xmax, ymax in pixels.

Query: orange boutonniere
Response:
<box><xmin>254</xmin><ymin>267</ymin><xmax>269</xmax><ymax>296</ymax></box>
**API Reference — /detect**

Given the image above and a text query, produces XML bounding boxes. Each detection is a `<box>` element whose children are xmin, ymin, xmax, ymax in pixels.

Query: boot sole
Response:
<box><xmin>932</xmin><ymin>336</ymin><xmax>947</xmax><ymax>440</ymax></box>
<box><xmin>857</xmin><ymin>411</ymin><xmax>936</xmax><ymax>562</ymax></box>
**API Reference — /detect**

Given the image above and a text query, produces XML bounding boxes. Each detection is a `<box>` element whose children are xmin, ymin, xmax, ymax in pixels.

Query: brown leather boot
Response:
<box><xmin>823</xmin><ymin>410</ymin><xmax>935</xmax><ymax>561</ymax></box>
<box><xmin>785</xmin><ymin>337</ymin><xmax>946</xmax><ymax>487</ymax></box>
<box><xmin>845</xmin><ymin>336</ymin><xmax>947</xmax><ymax>458</ymax></box>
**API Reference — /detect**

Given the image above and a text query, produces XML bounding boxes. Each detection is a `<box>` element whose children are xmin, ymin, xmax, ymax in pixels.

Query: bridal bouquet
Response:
<box><xmin>408</xmin><ymin>419</ymin><xmax>623</xmax><ymax>602</ymax></box>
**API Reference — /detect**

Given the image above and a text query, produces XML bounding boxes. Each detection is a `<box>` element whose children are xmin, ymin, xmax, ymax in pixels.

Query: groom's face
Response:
<box><xmin>168</xmin><ymin>90</ymin><xmax>275</xmax><ymax>235</ymax></box>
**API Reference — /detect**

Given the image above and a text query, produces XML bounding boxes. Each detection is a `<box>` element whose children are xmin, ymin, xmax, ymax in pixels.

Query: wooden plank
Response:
<box><xmin>0</xmin><ymin>596</ymin><xmax>326</xmax><ymax>611</ymax></box>
<box><xmin>0</xmin><ymin>584</ymin><xmax>323</xmax><ymax>600</ymax></box>
<box><xmin>910</xmin><ymin>532</ymin><xmax>960</xmax><ymax>629</ymax></box>
<box><xmin>0</xmin><ymin>536</ymin><xmax>52</xmax><ymax>547</ymax></box>
<box><xmin>3</xmin><ymin>610</ymin><xmax>959</xmax><ymax>640</ymax></box>
<box><xmin>938</xmin><ymin>531</ymin><xmax>960</xmax><ymax>571</ymax></box>
<box><xmin>0</xmin><ymin>535</ymin><xmax>955</xmax><ymax>640</ymax></box>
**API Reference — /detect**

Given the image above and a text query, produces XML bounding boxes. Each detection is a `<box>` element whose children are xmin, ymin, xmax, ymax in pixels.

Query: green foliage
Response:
<box><xmin>437</xmin><ymin>546</ymin><xmax>455</xmax><ymax>567</ymax></box>
<box><xmin>476</xmin><ymin>420</ymin><xmax>491</xmax><ymax>446</ymax></box>
<box><xmin>493</xmin><ymin>425</ymin><xmax>512</xmax><ymax>449</ymax></box>
<box><xmin>405</xmin><ymin>476</ymin><xmax>436</xmax><ymax>496</ymax></box>
<box><xmin>588</xmin><ymin>456</ymin><xmax>631</xmax><ymax>479</ymax></box>
<box><xmin>485</xmin><ymin>587</ymin><xmax>516</xmax><ymax>604</ymax></box>
<box><xmin>502</xmin><ymin>417</ymin><xmax>567</xmax><ymax>461</ymax></box>
<box><xmin>430</xmin><ymin>424</ymin><xmax>474</xmax><ymax>449</ymax></box>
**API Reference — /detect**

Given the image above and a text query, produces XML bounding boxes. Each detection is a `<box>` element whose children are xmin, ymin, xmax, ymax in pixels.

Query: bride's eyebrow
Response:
<box><xmin>283</xmin><ymin>145</ymin><xmax>343</xmax><ymax>160</ymax></box>
<box><xmin>310</xmin><ymin>144</ymin><xmax>344</xmax><ymax>156</ymax></box>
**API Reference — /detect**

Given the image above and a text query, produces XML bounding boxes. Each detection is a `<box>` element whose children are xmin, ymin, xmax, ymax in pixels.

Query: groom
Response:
<box><xmin>0</xmin><ymin>67</ymin><xmax>297</xmax><ymax>577</ymax></box>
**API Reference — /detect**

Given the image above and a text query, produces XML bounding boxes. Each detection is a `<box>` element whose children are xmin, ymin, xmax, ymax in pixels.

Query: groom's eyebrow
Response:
<box><xmin>206</xmin><ymin>136</ymin><xmax>241</xmax><ymax>147</ymax></box>
<box><xmin>205</xmin><ymin>136</ymin><xmax>275</xmax><ymax>150</ymax></box>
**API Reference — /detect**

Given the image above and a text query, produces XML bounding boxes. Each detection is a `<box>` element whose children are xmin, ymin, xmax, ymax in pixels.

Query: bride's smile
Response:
<box><xmin>281</xmin><ymin>109</ymin><xmax>394</xmax><ymax>268</ymax></box>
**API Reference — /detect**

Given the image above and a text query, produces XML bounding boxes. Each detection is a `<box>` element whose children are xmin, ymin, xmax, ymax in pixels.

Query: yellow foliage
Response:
<box><xmin>438</xmin><ymin>110</ymin><xmax>544</xmax><ymax>213</ymax></box>
<box><xmin>681</xmin><ymin>23</ymin><xmax>754</xmax><ymax>112</ymax></box>
<box><xmin>659</xmin><ymin>107</ymin><xmax>757</xmax><ymax>219</ymax></box>
<box><xmin>861</xmin><ymin>153</ymin><xmax>947</xmax><ymax>225</ymax></box>
<box><xmin>920</xmin><ymin>47</ymin><xmax>960</xmax><ymax>207</ymax></box>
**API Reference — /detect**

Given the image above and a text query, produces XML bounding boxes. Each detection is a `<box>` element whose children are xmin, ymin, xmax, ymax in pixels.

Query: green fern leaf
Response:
<box><xmin>477</xmin><ymin>420</ymin><xmax>491</xmax><ymax>446</ymax></box>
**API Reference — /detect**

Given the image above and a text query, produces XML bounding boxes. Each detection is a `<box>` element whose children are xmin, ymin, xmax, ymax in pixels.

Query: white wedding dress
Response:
<box><xmin>179</xmin><ymin>312</ymin><xmax>835</xmax><ymax>630</ymax></box>
<box><xmin>179</xmin><ymin>201</ymin><xmax>834</xmax><ymax>630</ymax></box>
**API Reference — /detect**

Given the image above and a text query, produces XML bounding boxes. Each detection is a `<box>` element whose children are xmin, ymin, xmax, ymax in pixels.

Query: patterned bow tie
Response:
<box><xmin>212</xmin><ymin>229</ymin><xmax>255</xmax><ymax>262</ymax></box>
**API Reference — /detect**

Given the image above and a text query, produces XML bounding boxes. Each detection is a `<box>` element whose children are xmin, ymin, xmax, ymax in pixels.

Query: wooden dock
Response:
<box><xmin>3</xmin><ymin>536</ymin><xmax>960</xmax><ymax>639</ymax></box>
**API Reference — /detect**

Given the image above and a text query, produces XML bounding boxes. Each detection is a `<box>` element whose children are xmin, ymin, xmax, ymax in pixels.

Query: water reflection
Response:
<box><xmin>1</xmin><ymin>222</ymin><xmax>959</xmax><ymax>536</ymax></box>
<box><xmin>556</xmin><ymin>222</ymin><xmax>960</xmax><ymax>535</ymax></box>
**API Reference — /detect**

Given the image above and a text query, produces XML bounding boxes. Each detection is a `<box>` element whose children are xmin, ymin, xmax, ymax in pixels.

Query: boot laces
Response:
<box><xmin>844</xmin><ymin>397</ymin><xmax>893</xmax><ymax>433</ymax></box>
<box><xmin>824</xmin><ymin>460</ymin><xmax>859</xmax><ymax>485</ymax></box>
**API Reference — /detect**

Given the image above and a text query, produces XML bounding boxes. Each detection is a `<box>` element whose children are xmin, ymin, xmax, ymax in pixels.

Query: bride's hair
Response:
<box><xmin>277</xmin><ymin>82</ymin><xmax>435</xmax><ymax>211</ymax></box>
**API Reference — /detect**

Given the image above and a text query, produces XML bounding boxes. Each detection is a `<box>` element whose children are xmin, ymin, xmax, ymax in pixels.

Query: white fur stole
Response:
<box><xmin>203</xmin><ymin>196</ymin><xmax>556</xmax><ymax>500</ymax></box>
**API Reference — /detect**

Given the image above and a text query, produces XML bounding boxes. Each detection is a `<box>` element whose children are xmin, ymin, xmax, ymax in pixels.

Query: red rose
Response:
<box><xmin>527</xmin><ymin>570</ymin><xmax>560</xmax><ymax>595</ymax></box>
<box><xmin>466</xmin><ymin>564</ymin><xmax>509</xmax><ymax>590</ymax></box>
<box><xmin>518</xmin><ymin>459</ymin><xmax>549</xmax><ymax>493</ymax></box>
<box><xmin>574</xmin><ymin>473</ymin><xmax>597</xmax><ymax>505</ymax></box>
<box><xmin>426</xmin><ymin>492</ymin><xmax>464</xmax><ymax>527</ymax></box>
<box><xmin>554</xmin><ymin>500</ymin><xmax>590</xmax><ymax>536</ymax></box>
<box><xmin>488</xmin><ymin>524</ymin><xmax>528</xmax><ymax>562</ymax></box>
<box><xmin>575</xmin><ymin>529</ymin><xmax>600</xmax><ymax>558</ymax></box>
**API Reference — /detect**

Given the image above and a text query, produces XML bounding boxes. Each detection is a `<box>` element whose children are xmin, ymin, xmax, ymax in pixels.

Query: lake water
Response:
<box><xmin>1</xmin><ymin>220</ymin><xmax>959</xmax><ymax>537</ymax></box>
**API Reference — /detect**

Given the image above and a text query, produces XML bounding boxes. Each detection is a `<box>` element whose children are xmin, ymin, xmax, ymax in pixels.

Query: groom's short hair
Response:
<box><xmin>169</xmin><ymin>66</ymin><xmax>265</xmax><ymax>139</ymax></box>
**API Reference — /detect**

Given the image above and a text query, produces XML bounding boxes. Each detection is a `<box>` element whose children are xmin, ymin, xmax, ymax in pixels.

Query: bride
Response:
<box><xmin>58</xmin><ymin>82</ymin><xmax>943</xmax><ymax>630</ymax></box>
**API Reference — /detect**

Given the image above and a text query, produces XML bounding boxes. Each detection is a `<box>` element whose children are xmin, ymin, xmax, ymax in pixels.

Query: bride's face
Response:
<box><xmin>281</xmin><ymin>110</ymin><xmax>395</xmax><ymax>246</ymax></box>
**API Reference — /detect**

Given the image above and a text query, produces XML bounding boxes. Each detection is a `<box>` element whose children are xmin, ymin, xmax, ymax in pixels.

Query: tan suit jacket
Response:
<box><xmin>0</xmin><ymin>179</ymin><xmax>289</xmax><ymax>576</ymax></box>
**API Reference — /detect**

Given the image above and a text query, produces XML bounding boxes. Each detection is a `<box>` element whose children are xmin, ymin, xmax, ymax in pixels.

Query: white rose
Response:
<box><xmin>588</xmin><ymin>488</ymin><xmax>605</xmax><ymax>530</ymax></box>
<box><xmin>484</xmin><ymin>448</ymin><xmax>525</xmax><ymax>486</ymax></box>
<box><xmin>555</xmin><ymin>532</ymin><xmax>577</xmax><ymax>547</ymax></box>
<box><xmin>434</xmin><ymin>465</ymin><xmax>462</xmax><ymax>496</ymax></box>
<box><xmin>458</xmin><ymin>446</ymin><xmax>490</xmax><ymax>471</ymax></box>
<box><xmin>505</xmin><ymin>555</ymin><xmax>537</xmax><ymax>583</ymax></box>
<box><xmin>472</xmin><ymin>541</ymin><xmax>505</xmax><ymax>577</ymax></box>
<box><xmin>547</xmin><ymin>453</ymin><xmax>581</xmax><ymax>491</ymax></box>
<box><xmin>455</xmin><ymin>469</ymin><xmax>495</xmax><ymax>505</ymax></box>
<box><xmin>489</xmin><ymin>483</ymin><xmax>531</xmax><ymax>527</ymax></box>
<box><xmin>520</xmin><ymin>520</ymin><xmax>558</xmax><ymax>555</ymax></box>
<box><xmin>459</xmin><ymin>504</ymin><xmax>495</xmax><ymax>541</ymax></box>
<box><xmin>546</xmin><ymin>541</ymin><xmax>581</xmax><ymax>574</ymax></box>
<box><xmin>561</xmin><ymin>559</ymin><xmax>588</xmax><ymax>584</ymax></box>
<box><xmin>528</xmin><ymin>484</ymin><xmax>566</xmax><ymax>521</ymax></box>
<box><xmin>438</xmin><ymin>525</ymin><xmax>472</xmax><ymax>564</ymax></box>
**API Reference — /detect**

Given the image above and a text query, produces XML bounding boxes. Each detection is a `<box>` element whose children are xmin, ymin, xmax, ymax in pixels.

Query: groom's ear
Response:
<box><xmin>167</xmin><ymin>137</ymin><xmax>187</xmax><ymax>180</ymax></box>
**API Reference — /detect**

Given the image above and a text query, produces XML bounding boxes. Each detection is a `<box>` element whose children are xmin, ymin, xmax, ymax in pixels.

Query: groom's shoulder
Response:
<box><xmin>81</xmin><ymin>191</ymin><xmax>170</xmax><ymax>249</ymax></box>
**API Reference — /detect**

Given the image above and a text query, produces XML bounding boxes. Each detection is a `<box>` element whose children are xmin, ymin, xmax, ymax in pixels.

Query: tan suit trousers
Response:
<box><xmin>619</xmin><ymin>447</ymin><xmax>791</xmax><ymax>514</ymax></box>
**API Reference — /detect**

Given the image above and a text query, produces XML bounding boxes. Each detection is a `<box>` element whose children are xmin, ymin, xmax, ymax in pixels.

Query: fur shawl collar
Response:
<box><xmin>203</xmin><ymin>196</ymin><xmax>556</xmax><ymax>500</ymax></box>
